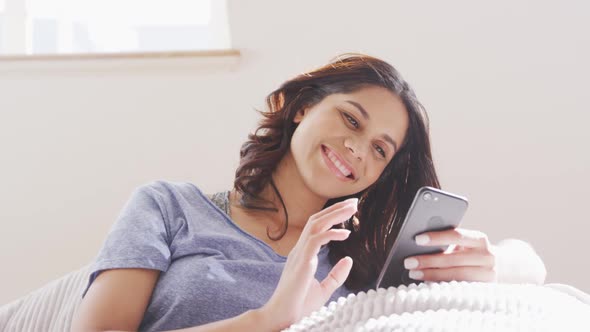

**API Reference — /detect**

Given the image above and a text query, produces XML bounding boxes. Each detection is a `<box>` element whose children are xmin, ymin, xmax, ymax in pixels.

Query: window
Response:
<box><xmin>0</xmin><ymin>0</ymin><xmax>231</xmax><ymax>55</ymax></box>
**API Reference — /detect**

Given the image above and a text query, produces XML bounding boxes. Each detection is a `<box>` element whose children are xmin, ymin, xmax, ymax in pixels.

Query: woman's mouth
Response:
<box><xmin>321</xmin><ymin>145</ymin><xmax>356</xmax><ymax>181</ymax></box>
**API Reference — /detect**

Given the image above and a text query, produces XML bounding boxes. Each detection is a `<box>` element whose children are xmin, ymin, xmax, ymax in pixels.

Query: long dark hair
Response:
<box><xmin>233</xmin><ymin>53</ymin><xmax>440</xmax><ymax>291</ymax></box>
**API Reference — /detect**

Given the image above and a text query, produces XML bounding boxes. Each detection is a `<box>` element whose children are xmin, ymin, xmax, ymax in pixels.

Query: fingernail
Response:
<box><xmin>409</xmin><ymin>270</ymin><xmax>424</xmax><ymax>280</ymax></box>
<box><xmin>404</xmin><ymin>258</ymin><xmax>419</xmax><ymax>269</ymax></box>
<box><xmin>346</xmin><ymin>198</ymin><xmax>359</xmax><ymax>205</ymax></box>
<box><xmin>415</xmin><ymin>234</ymin><xmax>430</xmax><ymax>245</ymax></box>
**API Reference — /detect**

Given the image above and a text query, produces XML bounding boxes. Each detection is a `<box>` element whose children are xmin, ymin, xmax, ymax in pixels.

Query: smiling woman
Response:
<box><xmin>69</xmin><ymin>53</ymin><xmax>548</xmax><ymax>332</ymax></box>
<box><xmin>233</xmin><ymin>54</ymin><xmax>436</xmax><ymax>291</ymax></box>
<box><xmin>290</xmin><ymin>87</ymin><xmax>409</xmax><ymax>198</ymax></box>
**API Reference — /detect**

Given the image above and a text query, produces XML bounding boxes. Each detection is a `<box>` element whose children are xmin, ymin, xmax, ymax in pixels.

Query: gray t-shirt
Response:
<box><xmin>81</xmin><ymin>180</ymin><xmax>354</xmax><ymax>331</ymax></box>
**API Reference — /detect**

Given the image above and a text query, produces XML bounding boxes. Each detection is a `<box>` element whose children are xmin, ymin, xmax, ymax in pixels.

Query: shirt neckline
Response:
<box><xmin>190</xmin><ymin>183</ymin><xmax>329</xmax><ymax>260</ymax></box>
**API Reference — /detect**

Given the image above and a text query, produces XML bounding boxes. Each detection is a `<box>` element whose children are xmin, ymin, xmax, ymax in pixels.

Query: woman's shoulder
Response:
<box><xmin>137</xmin><ymin>179</ymin><xmax>201</xmax><ymax>193</ymax></box>
<box><xmin>131</xmin><ymin>180</ymin><xmax>231</xmax><ymax>217</ymax></box>
<box><xmin>132</xmin><ymin>179</ymin><xmax>211</xmax><ymax>203</ymax></box>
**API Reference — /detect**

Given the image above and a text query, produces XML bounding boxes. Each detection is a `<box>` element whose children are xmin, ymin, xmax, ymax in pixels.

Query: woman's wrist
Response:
<box><xmin>249</xmin><ymin>306</ymin><xmax>283</xmax><ymax>332</ymax></box>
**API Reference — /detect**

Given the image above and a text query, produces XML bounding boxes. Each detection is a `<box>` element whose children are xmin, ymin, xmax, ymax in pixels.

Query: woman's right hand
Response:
<box><xmin>258</xmin><ymin>197</ymin><xmax>358</xmax><ymax>331</ymax></box>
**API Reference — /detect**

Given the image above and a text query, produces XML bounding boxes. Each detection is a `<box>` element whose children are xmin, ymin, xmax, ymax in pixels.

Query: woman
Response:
<box><xmin>71</xmin><ymin>53</ymin><xmax>546</xmax><ymax>332</ymax></box>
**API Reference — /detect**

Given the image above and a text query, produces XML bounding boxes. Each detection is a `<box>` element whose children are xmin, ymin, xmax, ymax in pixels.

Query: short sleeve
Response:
<box><xmin>81</xmin><ymin>182</ymin><xmax>172</xmax><ymax>298</ymax></box>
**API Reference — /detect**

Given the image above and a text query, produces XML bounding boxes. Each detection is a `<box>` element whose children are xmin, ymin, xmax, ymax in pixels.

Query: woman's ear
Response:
<box><xmin>293</xmin><ymin>108</ymin><xmax>307</xmax><ymax>124</ymax></box>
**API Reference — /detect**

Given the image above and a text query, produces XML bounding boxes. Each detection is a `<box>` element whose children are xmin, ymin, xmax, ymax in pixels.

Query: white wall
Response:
<box><xmin>1</xmin><ymin>0</ymin><xmax>588</xmax><ymax>305</ymax></box>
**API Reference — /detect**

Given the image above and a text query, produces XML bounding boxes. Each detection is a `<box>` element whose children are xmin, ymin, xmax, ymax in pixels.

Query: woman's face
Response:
<box><xmin>291</xmin><ymin>85</ymin><xmax>410</xmax><ymax>199</ymax></box>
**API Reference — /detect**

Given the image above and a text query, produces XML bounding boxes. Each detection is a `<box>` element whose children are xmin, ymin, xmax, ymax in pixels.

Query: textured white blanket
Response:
<box><xmin>285</xmin><ymin>281</ymin><xmax>590</xmax><ymax>331</ymax></box>
<box><xmin>1</xmin><ymin>264</ymin><xmax>589</xmax><ymax>332</ymax></box>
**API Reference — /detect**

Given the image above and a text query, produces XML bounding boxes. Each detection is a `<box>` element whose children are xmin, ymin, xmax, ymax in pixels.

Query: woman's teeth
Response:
<box><xmin>327</xmin><ymin>150</ymin><xmax>352</xmax><ymax>177</ymax></box>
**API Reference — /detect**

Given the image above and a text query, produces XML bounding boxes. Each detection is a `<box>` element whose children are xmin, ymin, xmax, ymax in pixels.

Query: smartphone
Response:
<box><xmin>375</xmin><ymin>186</ymin><xmax>469</xmax><ymax>289</ymax></box>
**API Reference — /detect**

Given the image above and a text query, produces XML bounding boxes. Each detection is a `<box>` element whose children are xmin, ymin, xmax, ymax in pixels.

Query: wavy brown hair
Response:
<box><xmin>233</xmin><ymin>53</ymin><xmax>440</xmax><ymax>291</ymax></box>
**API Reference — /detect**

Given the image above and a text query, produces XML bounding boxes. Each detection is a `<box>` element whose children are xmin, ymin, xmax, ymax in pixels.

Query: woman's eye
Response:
<box><xmin>374</xmin><ymin>144</ymin><xmax>386</xmax><ymax>158</ymax></box>
<box><xmin>344</xmin><ymin>113</ymin><xmax>359</xmax><ymax>128</ymax></box>
<box><xmin>342</xmin><ymin>111</ymin><xmax>386</xmax><ymax>158</ymax></box>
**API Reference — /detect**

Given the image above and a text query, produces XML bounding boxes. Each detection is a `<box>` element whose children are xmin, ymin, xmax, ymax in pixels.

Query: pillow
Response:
<box><xmin>0</xmin><ymin>264</ymin><xmax>90</xmax><ymax>332</ymax></box>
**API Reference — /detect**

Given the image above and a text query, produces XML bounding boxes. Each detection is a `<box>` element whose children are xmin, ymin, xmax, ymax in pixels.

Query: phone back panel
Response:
<box><xmin>375</xmin><ymin>186</ymin><xmax>468</xmax><ymax>289</ymax></box>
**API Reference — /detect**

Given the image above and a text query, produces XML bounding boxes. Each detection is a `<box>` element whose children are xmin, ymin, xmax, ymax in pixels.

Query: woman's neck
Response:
<box><xmin>234</xmin><ymin>151</ymin><xmax>328</xmax><ymax>231</ymax></box>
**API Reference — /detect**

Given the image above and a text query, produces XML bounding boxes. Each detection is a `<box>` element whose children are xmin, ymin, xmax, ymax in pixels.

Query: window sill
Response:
<box><xmin>0</xmin><ymin>49</ymin><xmax>241</xmax><ymax>74</ymax></box>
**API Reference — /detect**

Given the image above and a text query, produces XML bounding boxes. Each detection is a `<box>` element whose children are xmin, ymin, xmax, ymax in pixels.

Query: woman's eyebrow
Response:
<box><xmin>345</xmin><ymin>100</ymin><xmax>370</xmax><ymax>120</ymax></box>
<box><xmin>345</xmin><ymin>100</ymin><xmax>399</xmax><ymax>152</ymax></box>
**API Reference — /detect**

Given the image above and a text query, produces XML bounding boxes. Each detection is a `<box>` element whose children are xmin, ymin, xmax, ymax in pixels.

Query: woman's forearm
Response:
<box><xmin>101</xmin><ymin>308</ymin><xmax>276</xmax><ymax>332</ymax></box>
<box><xmin>493</xmin><ymin>238</ymin><xmax>547</xmax><ymax>285</ymax></box>
<box><xmin>171</xmin><ymin>309</ymin><xmax>275</xmax><ymax>332</ymax></box>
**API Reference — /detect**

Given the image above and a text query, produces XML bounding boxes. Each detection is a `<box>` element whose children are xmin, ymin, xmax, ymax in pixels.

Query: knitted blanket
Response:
<box><xmin>284</xmin><ymin>281</ymin><xmax>590</xmax><ymax>331</ymax></box>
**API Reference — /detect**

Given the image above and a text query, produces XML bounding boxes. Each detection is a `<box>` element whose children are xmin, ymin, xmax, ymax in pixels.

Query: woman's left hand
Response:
<box><xmin>403</xmin><ymin>228</ymin><xmax>498</xmax><ymax>282</ymax></box>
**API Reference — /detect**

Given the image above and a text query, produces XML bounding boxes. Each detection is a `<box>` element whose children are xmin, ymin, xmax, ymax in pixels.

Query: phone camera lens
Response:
<box><xmin>423</xmin><ymin>192</ymin><xmax>432</xmax><ymax>201</ymax></box>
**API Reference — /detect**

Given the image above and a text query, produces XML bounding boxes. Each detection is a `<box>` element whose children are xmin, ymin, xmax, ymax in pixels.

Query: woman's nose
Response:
<box><xmin>347</xmin><ymin>145</ymin><xmax>363</xmax><ymax>161</ymax></box>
